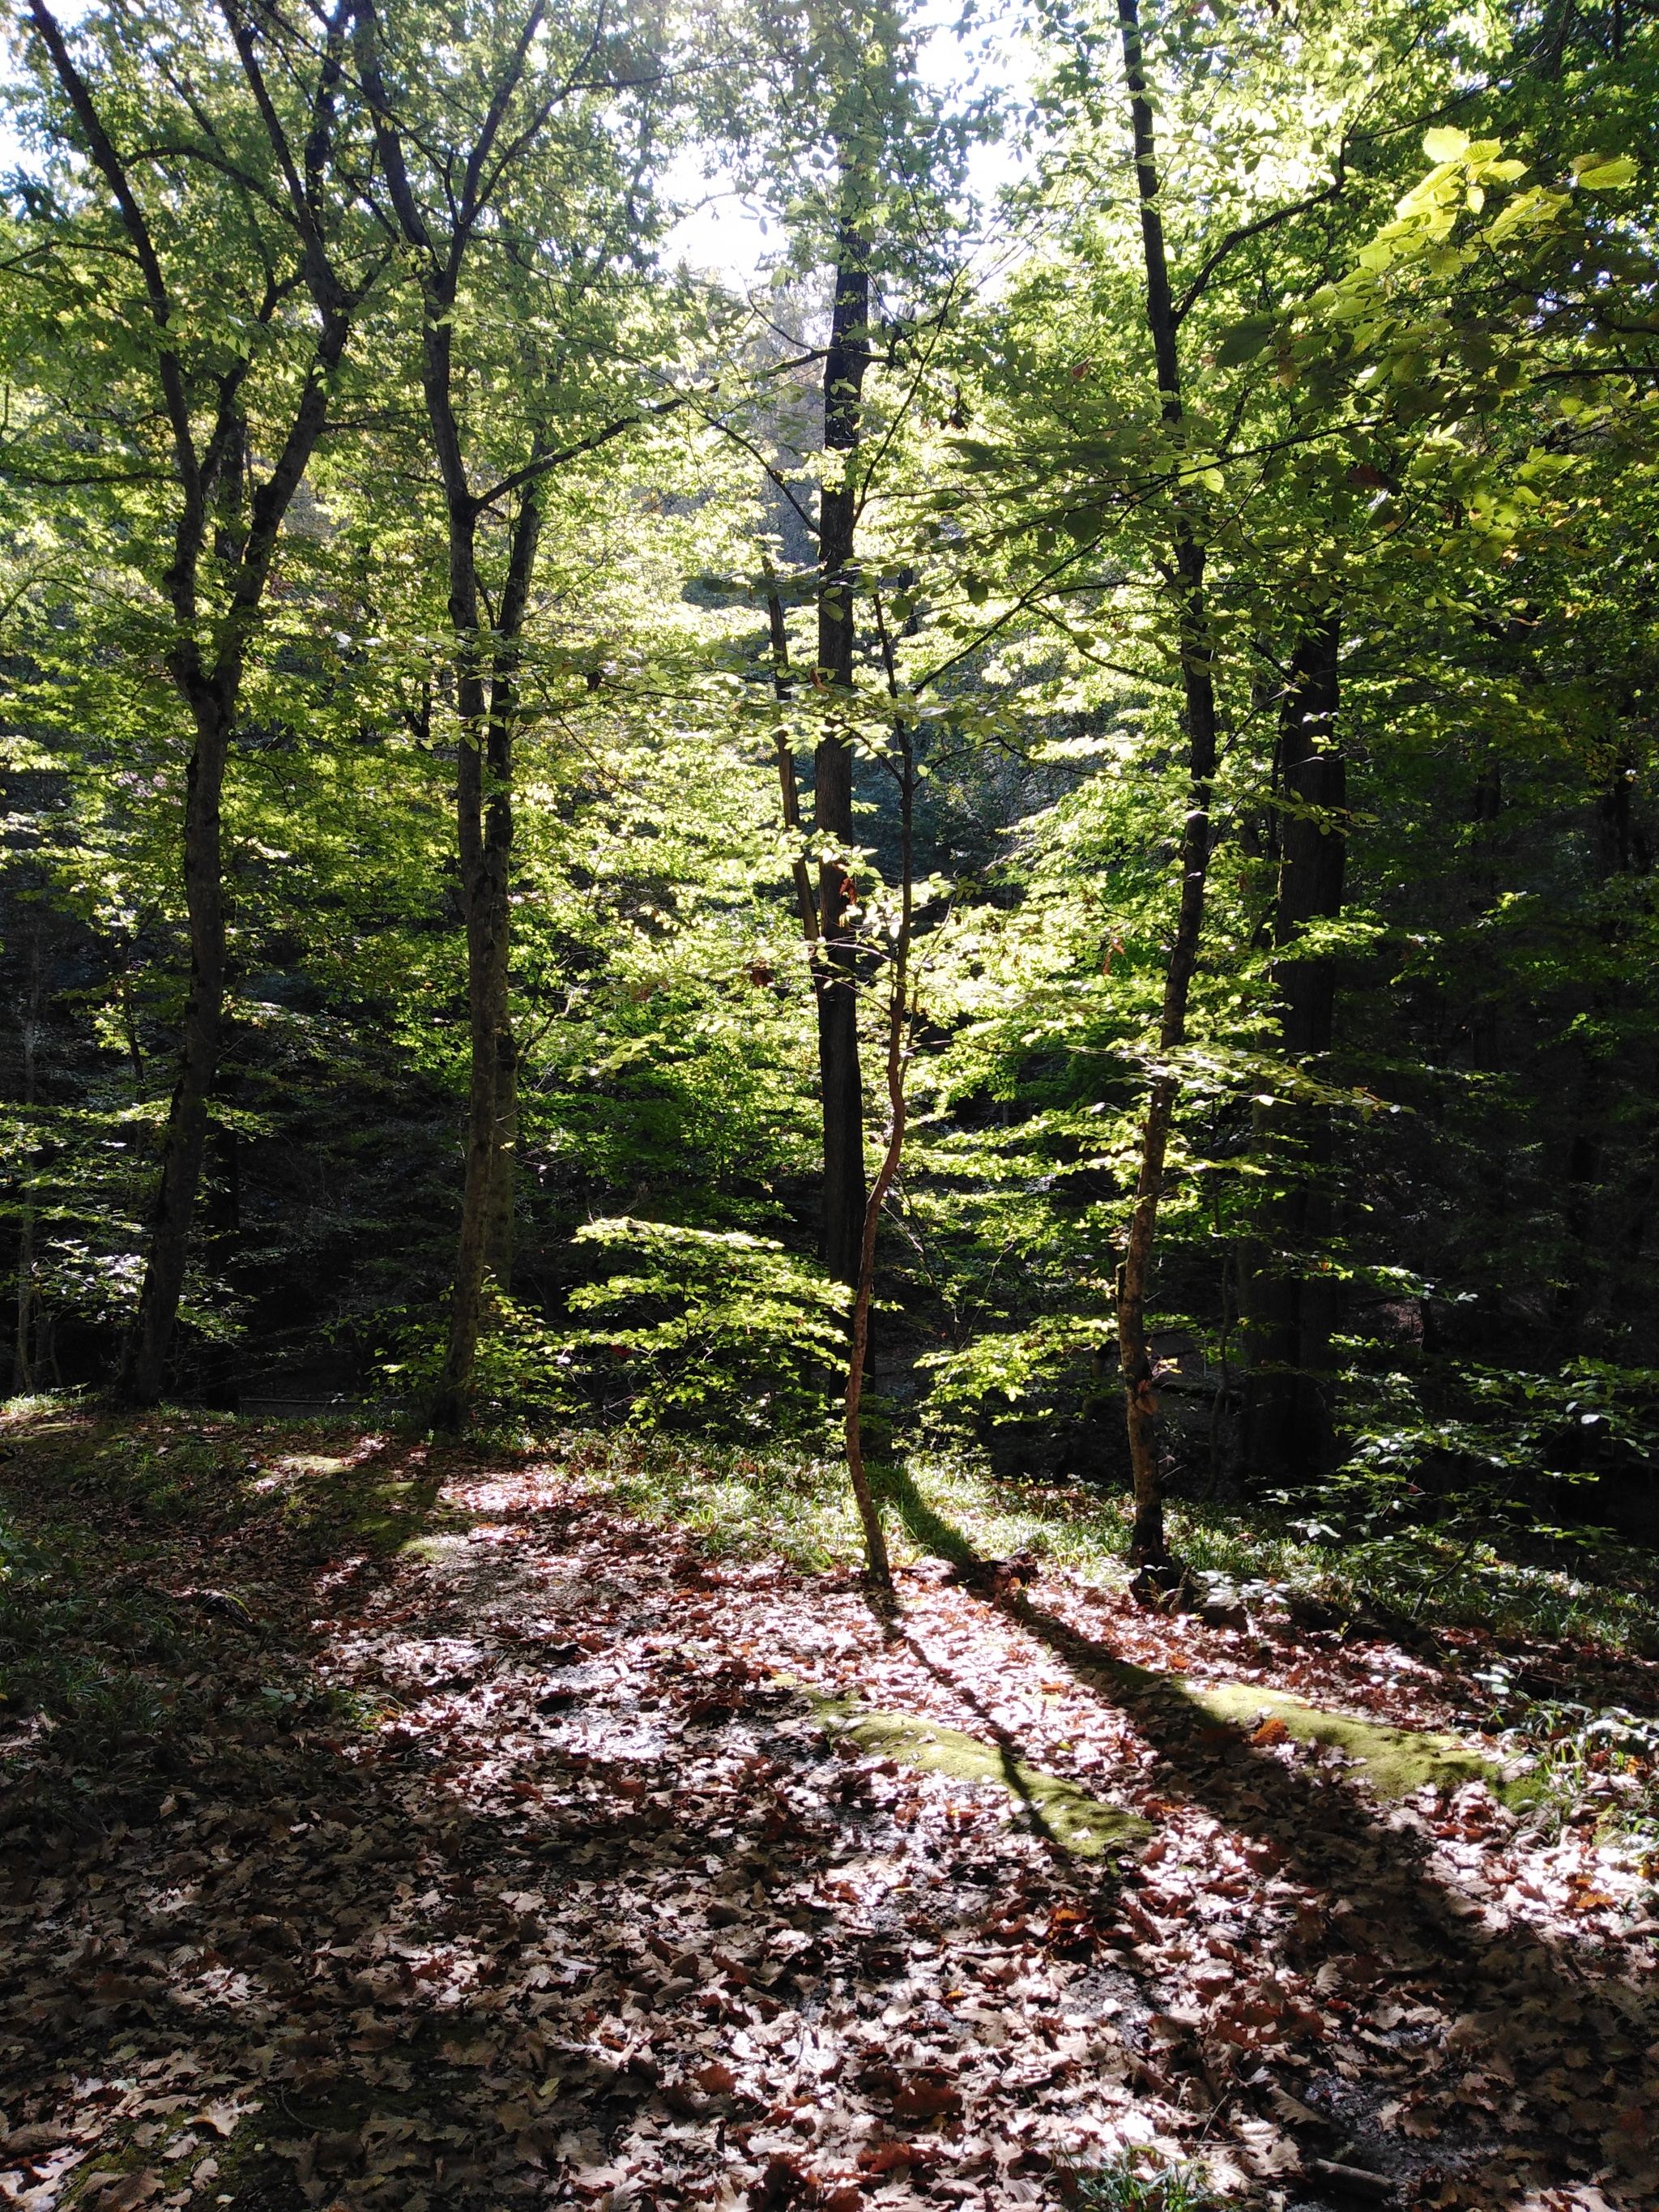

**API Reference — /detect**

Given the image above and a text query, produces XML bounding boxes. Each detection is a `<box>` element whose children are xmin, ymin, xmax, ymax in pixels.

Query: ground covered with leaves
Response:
<box><xmin>1</xmin><ymin>1411</ymin><xmax>1656</xmax><ymax>2212</ymax></box>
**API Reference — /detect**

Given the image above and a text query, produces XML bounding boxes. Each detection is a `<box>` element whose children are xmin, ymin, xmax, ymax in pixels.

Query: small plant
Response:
<box><xmin>1064</xmin><ymin>2148</ymin><xmax>1218</xmax><ymax>2211</ymax></box>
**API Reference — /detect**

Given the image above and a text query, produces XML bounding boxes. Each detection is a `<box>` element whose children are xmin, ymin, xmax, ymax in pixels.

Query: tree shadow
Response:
<box><xmin>873</xmin><ymin>1467</ymin><xmax>1657</xmax><ymax>2205</ymax></box>
<box><xmin>3</xmin><ymin>1425</ymin><xmax>1158</xmax><ymax>2212</ymax></box>
<box><xmin>871</xmin><ymin>1463</ymin><xmax>980</xmax><ymax>1571</ymax></box>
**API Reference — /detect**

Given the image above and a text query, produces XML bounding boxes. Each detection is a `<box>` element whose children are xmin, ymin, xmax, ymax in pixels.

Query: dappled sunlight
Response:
<box><xmin>2</xmin><ymin>1414</ymin><xmax>1655</xmax><ymax>2212</ymax></box>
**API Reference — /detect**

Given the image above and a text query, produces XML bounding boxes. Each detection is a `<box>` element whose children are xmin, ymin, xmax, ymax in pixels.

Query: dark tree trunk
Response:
<box><xmin>432</xmin><ymin>484</ymin><xmax>539</xmax><ymax>1427</ymax></box>
<box><xmin>359</xmin><ymin>13</ymin><xmax>560</xmax><ymax>1428</ymax></box>
<box><xmin>27</xmin><ymin>0</ymin><xmax>368</xmax><ymax>1407</ymax></box>
<box><xmin>11</xmin><ymin>929</ymin><xmax>42</xmax><ymax>1394</ymax></box>
<box><xmin>1243</xmin><ymin>615</ymin><xmax>1346</xmax><ymax>1484</ymax></box>
<box><xmin>1112</xmin><ymin>0</ymin><xmax>1221</xmax><ymax>1568</ymax></box>
<box><xmin>814</xmin><ymin>218</ymin><xmax>871</xmax><ymax>1292</ymax></box>
<box><xmin>119</xmin><ymin>709</ymin><xmax>229</xmax><ymax>1400</ymax></box>
<box><xmin>766</xmin><ymin>579</ymin><xmax>821</xmax><ymax>942</ymax></box>
<box><xmin>484</xmin><ymin>1041</ymin><xmax>518</xmax><ymax>1292</ymax></box>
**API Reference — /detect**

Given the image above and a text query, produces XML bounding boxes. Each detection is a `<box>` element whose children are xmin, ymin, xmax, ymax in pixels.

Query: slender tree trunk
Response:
<box><xmin>30</xmin><ymin>0</ymin><xmax>360</xmax><ymax>1405</ymax></box>
<box><xmin>844</xmin><ymin>1007</ymin><xmax>901</xmax><ymax>1595</ymax></box>
<box><xmin>433</xmin><ymin>720</ymin><xmax>495</xmax><ymax>1429</ymax></box>
<box><xmin>117</xmin><ymin>707</ymin><xmax>229</xmax><ymax>1403</ymax></box>
<box><xmin>433</xmin><ymin>482</ymin><xmax>540</xmax><ymax>1427</ymax></box>
<box><xmin>766</xmin><ymin>575</ymin><xmax>821</xmax><ymax>942</ymax></box>
<box><xmin>815</xmin><ymin>216</ymin><xmax>871</xmax><ymax>1292</ymax></box>
<box><xmin>1113</xmin><ymin>0</ymin><xmax>1220</xmax><ymax>1569</ymax></box>
<box><xmin>1242</xmin><ymin>615</ymin><xmax>1346</xmax><ymax>1483</ymax></box>
<box><xmin>843</xmin><ymin>703</ymin><xmax>911</xmax><ymax>1595</ymax></box>
<box><xmin>12</xmin><ymin>930</ymin><xmax>42</xmax><ymax>1395</ymax></box>
<box><xmin>484</xmin><ymin>1045</ymin><xmax>517</xmax><ymax>1291</ymax></box>
<box><xmin>358</xmin><ymin>16</ymin><xmax>556</xmax><ymax>1428</ymax></box>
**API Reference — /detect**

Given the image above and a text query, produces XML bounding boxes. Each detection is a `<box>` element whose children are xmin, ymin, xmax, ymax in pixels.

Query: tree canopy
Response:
<box><xmin>2</xmin><ymin>0</ymin><xmax>1657</xmax><ymax>1584</ymax></box>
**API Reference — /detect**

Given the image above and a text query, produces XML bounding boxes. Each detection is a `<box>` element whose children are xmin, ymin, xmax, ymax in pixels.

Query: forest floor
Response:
<box><xmin>1</xmin><ymin>1411</ymin><xmax>1657</xmax><ymax>2212</ymax></box>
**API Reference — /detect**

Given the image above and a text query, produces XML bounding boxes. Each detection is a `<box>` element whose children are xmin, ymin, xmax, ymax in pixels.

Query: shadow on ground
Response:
<box><xmin>875</xmin><ymin>1464</ymin><xmax>1657</xmax><ymax>2208</ymax></box>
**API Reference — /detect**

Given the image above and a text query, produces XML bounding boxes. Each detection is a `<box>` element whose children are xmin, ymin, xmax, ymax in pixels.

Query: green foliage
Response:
<box><xmin>564</xmin><ymin>1218</ymin><xmax>851</xmax><ymax>1435</ymax></box>
<box><xmin>1063</xmin><ymin>2150</ymin><xmax>1219</xmax><ymax>2212</ymax></box>
<box><xmin>1</xmin><ymin>0</ymin><xmax>1658</xmax><ymax>1616</ymax></box>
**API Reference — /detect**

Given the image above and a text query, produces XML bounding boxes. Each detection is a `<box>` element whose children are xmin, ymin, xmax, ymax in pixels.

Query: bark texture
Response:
<box><xmin>1113</xmin><ymin>0</ymin><xmax>1220</xmax><ymax>1568</ymax></box>
<box><xmin>1243</xmin><ymin>616</ymin><xmax>1346</xmax><ymax>1484</ymax></box>
<box><xmin>814</xmin><ymin>220</ymin><xmax>871</xmax><ymax>1292</ymax></box>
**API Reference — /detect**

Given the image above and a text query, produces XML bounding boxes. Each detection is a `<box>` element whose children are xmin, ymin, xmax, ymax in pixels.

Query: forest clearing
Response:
<box><xmin>5</xmin><ymin>0</ymin><xmax>1659</xmax><ymax>2204</ymax></box>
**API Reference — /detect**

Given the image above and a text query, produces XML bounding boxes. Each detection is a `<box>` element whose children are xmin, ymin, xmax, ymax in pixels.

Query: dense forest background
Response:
<box><xmin>4</xmin><ymin>0</ymin><xmax>1658</xmax><ymax>1584</ymax></box>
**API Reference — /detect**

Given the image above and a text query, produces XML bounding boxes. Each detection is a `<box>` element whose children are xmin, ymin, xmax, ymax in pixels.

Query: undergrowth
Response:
<box><xmin>552</xmin><ymin>1424</ymin><xmax>1659</xmax><ymax>1661</ymax></box>
<box><xmin>1062</xmin><ymin>2150</ymin><xmax>1219</xmax><ymax>2210</ymax></box>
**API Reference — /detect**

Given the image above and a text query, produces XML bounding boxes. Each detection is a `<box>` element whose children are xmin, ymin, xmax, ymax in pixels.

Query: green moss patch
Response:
<box><xmin>792</xmin><ymin>1687</ymin><xmax>1152</xmax><ymax>1859</ymax></box>
<box><xmin>1057</xmin><ymin>1647</ymin><xmax>1532</xmax><ymax>1804</ymax></box>
<box><xmin>1175</xmin><ymin>1679</ymin><xmax>1536</xmax><ymax>1804</ymax></box>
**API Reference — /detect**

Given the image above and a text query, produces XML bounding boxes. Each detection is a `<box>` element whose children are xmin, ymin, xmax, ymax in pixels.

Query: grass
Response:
<box><xmin>1062</xmin><ymin>2150</ymin><xmax>1219</xmax><ymax>2210</ymax></box>
<box><xmin>555</xmin><ymin>1424</ymin><xmax>1659</xmax><ymax>1661</ymax></box>
<box><xmin>569</xmin><ymin>1428</ymin><xmax>1143</xmax><ymax>1581</ymax></box>
<box><xmin>1168</xmin><ymin>1503</ymin><xmax>1659</xmax><ymax>1659</ymax></box>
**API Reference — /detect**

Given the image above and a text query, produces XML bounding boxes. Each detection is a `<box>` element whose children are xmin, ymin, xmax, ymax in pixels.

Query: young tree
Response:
<box><xmin>350</xmin><ymin>0</ymin><xmax>682</xmax><ymax>1428</ymax></box>
<box><xmin>10</xmin><ymin>0</ymin><xmax>380</xmax><ymax>1403</ymax></box>
<box><xmin>727</xmin><ymin>0</ymin><xmax>971</xmax><ymax>1300</ymax></box>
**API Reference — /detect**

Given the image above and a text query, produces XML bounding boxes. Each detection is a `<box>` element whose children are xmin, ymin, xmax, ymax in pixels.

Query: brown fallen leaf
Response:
<box><xmin>2</xmin><ymin>2128</ymin><xmax>69</xmax><ymax>2158</ymax></box>
<box><xmin>891</xmin><ymin>2071</ymin><xmax>963</xmax><ymax>2123</ymax></box>
<box><xmin>1268</xmin><ymin>2086</ymin><xmax>1328</xmax><ymax>2130</ymax></box>
<box><xmin>1252</xmin><ymin>1716</ymin><xmax>1290</xmax><ymax>1746</ymax></box>
<box><xmin>194</xmin><ymin>2102</ymin><xmax>254</xmax><ymax>2139</ymax></box>
<box><xmin>858</xmin><ymin>2142</ymin><xmax>934</xmax><ymax>2176</ymax></box>
<box><xmin>80</xmin><ymin>2169</ymin><xmax>164</xmax><ymax>2212</ymax></box>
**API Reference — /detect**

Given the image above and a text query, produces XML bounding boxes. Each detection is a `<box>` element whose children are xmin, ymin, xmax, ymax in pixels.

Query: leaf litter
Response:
<box><xmin>0</xmin><ymin>1416</ymin><xmax>1655</xmax><ymax>2212</ymax></box>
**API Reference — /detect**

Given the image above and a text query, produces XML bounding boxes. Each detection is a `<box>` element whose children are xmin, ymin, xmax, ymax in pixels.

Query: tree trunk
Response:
<box><xmin>432</xmin><ymin>482</ymin><xmax>539</xmax><ymax>1427</ymax></box>
<box><xmin>815</xmin><ymin>217</ymin><xmax>871</xmax><ymax>1292</ymax></box>
<box><xmin>766</xmin><ymin>577</ymin><xmax>821</xmax><ymax>942</ymax></box>
<box><xmin>1242</xmin><ymin>615</ymin><xmax>1346</xmax><ymax>1484</ymax></box>
<box><xmin>1113</xmin><ymin>0</ymin><xmax>1220</xmax><ymax>1569</ymax></box>
<box><xmin>11</xmin><ymin>929</ymin><xmax>42</xmax><ymax>1395</ymax></box>
<box><xmin>356</xmin><ymin>20</ymin><xmax>555</xmax><ymax>1428</ymax></box>
<box><xmin>115</xmin><ymin>707</ymin><xmax>229</xmax><ymax>1403</ymax></box>
<box><xmin>430</xmin><ymin>679</ymin><xmax>497</xmax><ymax>1432</ymax></box>
<box><xmin>843</xmin><ymin>613</ymin><xmax>917</xmax><ymax>1595</ymax></box>
<box><xmin>484</xmin><ymin>1038</ymin><xmax>517</xmax><ymax>1292</ymax></box>
<box><xmin>30</xmin><ymin>0</ymin><xmax>359</xmax><ymax>1406</ymax></box>
<box><xmin>844</xmin><ymin>940</ymin><xmax>902</xmax><ymax>1595</ymax></box>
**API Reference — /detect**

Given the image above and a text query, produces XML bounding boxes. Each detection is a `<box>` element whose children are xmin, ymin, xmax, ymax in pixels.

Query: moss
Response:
<box><xmin>1052</xmin><ymin>1646</ymin><xmax>1535</xmax><ymax>1804</ymax></box>
<box><xmin>791</xmin><ymin>1686</ymin><xmax>1152</xmax><ymax>1858</ymax></box>
<box><xmin>789</xmin><ymin>1660</ymin><xmax>1534</xmax><ymax>1833</ymax></box>
<box><xmin>1175</xmin><ymin>1679</ymin><xmax>1540</xmax><ymax>1804</ymax></box>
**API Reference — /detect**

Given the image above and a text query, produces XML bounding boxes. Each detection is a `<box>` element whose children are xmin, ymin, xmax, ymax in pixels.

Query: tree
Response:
<box><xmin>724</xmin><ymin>0</ymin><xmax>972</xmax><ymax>1299</ymax></box>
<box><xmin>9</xmin><ymin>0</ymin><xmax>380</xmax><ymax>1403</ymax></box>
<box><xmin>351</xmin><ymin>0</ymin><xmax>683</xmax><ymax>1428</ymax></box>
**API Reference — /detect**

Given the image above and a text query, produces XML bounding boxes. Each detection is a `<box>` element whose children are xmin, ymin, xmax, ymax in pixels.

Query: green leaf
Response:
<box><xmin>1574</xmin><ymin>156</ymin><xmax>1638</xmax><ymax>190</ymax></box>
<box><xmin>1216</xmin><ymin>314</ymin><xmax>1277</xmax><ymax>368</ymax></box>
<box><xmin>1422</xmin><ymin>126</ymin><xmax>1469</xmax><ymax>163</ymax></box>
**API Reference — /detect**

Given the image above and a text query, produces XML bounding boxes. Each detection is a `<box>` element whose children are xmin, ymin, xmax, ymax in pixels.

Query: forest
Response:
<box><xmin>2</xmin><ymin>0</ymin><xmax>1658</xmax><ymax>2208</ymax></box>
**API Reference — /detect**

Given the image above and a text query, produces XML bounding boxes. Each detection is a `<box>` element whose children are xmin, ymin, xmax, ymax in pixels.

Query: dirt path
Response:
<box><xmin>1</xmin><ymin>1427</ymin><xmax>1655</xmax><ymax>2212</ymax></box>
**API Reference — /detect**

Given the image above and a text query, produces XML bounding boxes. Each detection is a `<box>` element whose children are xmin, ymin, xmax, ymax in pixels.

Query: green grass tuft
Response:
<box><xmin>1064</xmin><ymin>2150</ymin><xmax>1220</xmax><ymax>2210</ymax></box>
